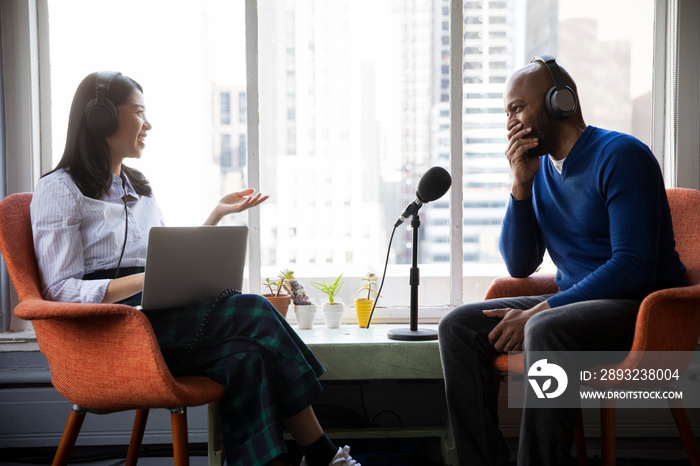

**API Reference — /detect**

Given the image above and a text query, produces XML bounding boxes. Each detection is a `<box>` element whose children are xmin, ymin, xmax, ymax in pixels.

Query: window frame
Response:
<box><xmin>1</xmin><ymin>0</ymin><xmax>699</xmax><ymax>334</ymax></box>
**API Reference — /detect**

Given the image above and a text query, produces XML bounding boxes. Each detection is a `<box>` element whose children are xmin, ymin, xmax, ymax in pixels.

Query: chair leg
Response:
<box><xmin>668</xmin><ymin>398</ymin><xmax>700</xmax><ymax>466</ymax></box>
<box><xmin>600</xmin><ymin>399</ymin><xmax>616</xmax><ymax>466</ymax></box>
<box><xmin>574</xmin><ymin>407</ymin><xmax>589</xmax><ymax>466</ymax></box>
<box><xmin>125</xmin><ymin>409</ymin><xmax>150</xmax><ymax>466</ymax></box>
<box><xmin>208</xmin><ymin>401</ymin><xmax>225</xmax><ymax>466</ymax></box>
<box><xmin>171</xmin><ymin>408</ymin><xmax>190</xmax><ymax>466</ymax></box>
<box><xmin>52</xmin><ymin>405</ymin><xmax>86</xmax><ymax>466</ymax></box>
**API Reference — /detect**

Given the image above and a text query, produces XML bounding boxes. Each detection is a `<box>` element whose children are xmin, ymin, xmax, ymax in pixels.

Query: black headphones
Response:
<box><xmin>530</xmin><ymin>55</ymin><xmax>577</xmax><ymax>120</ymax></box>
<box><xmin>85</xmin><ymin>71</ymin><xmax>122</xmax><ymax>137</ymax></box>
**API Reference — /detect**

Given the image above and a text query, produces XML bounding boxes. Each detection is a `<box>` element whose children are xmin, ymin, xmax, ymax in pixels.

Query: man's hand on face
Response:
<box><xmin>505</xmin><ymin>122</ymin><xmax>541</xmax><ymax>200</ymax></box>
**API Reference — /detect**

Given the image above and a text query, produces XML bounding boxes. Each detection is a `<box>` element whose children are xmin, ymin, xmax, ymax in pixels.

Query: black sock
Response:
<box><xmin>301</xmin><ymin>433</ymin><xmax>337</xmax><ymax>466</ymax></box>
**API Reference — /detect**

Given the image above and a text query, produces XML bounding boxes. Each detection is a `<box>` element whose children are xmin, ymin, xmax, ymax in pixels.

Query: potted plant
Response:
<box><xmin>354</xmin><ymin>272</ymin><xmax>380</xmax><ymax>328</ymax></box>
<box><xmin>289</xmin><ymin>278</ymin><xmax>316</xmax><ymax>329</ymax></box>
<box><xmin>262</xmin><ymin>269</ymin><xmax>294</xmax><ymax>318</ymax></box>
<box><xmin>310</xmin><ymin>274</ymin><xmax>345</xmax><ymax>329</ymax></box>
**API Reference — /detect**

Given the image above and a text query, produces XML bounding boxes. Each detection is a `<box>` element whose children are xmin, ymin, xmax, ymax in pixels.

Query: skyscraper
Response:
<box><xmin>422</xmin><ymin>0</ymin><xmax>521</xmax><ymax>265</ymax></box>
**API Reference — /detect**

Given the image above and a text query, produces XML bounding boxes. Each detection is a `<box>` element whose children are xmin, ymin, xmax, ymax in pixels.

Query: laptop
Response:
<box><xmin>139</xmin><ymin>226</ymin><xmax>248</xmax><ymax>311</ymax></box>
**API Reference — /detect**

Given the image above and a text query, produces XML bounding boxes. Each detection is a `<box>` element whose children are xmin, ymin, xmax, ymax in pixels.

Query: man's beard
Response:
<box><xmin>525</xmin><ymin>109</ymin><xmax>554</xmax><ymax>158</ymax></box>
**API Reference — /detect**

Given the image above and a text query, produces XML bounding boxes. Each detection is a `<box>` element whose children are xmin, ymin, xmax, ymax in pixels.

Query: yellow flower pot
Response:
<box><xmin>354</xmin><ymin>298</ymin><xmax>375</xmax><ymax>328</ymax></box>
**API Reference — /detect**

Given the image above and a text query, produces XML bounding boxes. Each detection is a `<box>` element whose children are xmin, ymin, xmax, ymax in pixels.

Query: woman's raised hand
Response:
<box><xmin>204</xmin><ymin>188</ymin><xmax>269</xmax><ymax>225</ymax></box>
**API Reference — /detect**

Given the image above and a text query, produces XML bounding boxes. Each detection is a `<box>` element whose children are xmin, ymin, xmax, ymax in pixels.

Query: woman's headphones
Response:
<box><xmin>530</xmin><ymin>55</ymin><xmax>577</xmax><ymax>120</ymax></box>
<box><xmin>84</xmin><ymin>71</ymin><xmax>122</xmax><ymax>137</ymax></box>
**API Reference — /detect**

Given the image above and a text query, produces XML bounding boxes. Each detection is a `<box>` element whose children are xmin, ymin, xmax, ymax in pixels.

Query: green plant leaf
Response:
<box><xmin>310</xmin><ymin>273</ymin><xmax>344</xmax><ymax>304</ymax></box>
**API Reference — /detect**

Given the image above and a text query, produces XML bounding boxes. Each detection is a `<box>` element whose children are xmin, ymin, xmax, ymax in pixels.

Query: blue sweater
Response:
<box><xmin>499</xmin><ymin>126</ymin><xmax>687</xmax><ymax>308</ymax></box>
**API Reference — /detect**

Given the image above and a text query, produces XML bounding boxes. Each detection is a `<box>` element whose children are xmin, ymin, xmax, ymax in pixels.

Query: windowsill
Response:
<box><xmin>0</xmin><ymin>306</ymin><xmax>450</xmax><ymax>351</ymax></box>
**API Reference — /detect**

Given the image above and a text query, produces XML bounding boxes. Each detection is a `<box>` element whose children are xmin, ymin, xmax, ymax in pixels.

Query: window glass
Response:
<box><xmin>46</xmin><ymin>0</ymin><xmax>654</xmax><ymax>309</ymax></box>
<box><xmin>256</xmin><ymin>0</ymin><xmax>654</xmax><ymax>307</ymax></box>
<box><xmin>47</xmin><ymin>0</ymin><xmax>247</xmax><ymax>227</ymax></box>
<box><xmin>462</xmin><ymin>0</ymin><xmax>654</xmax><ymax>289</ymax></box>
<box><xmin>557</xmin><ymin>0</ymin><xmax>655</xmax><ymax>147</ymax></box>
<box><xmin>258</xmin><ymin>0</ymin><xmax>447</xmax><ymax>307</ymax></box>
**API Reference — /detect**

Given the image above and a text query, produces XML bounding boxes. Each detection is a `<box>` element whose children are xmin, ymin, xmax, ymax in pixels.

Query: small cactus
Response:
<box><xmin>289</xmin><ymin>279</ymin><xmax>313</xmax><ymax>305</ymax></box>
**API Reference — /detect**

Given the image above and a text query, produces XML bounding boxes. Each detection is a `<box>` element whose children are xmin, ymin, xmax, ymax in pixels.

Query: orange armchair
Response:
<box><xmin>485</xmin><ymin>188</ymin><xmax>700</xmax><ymax>466</ymax></box>
<box><xmin>0</xmin><ymin>193</ymin><xmax>225</xmax><ymax>466</ymax></box>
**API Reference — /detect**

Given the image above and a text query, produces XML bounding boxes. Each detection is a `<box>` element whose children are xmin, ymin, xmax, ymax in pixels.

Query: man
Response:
<box><xmin>438</xmin><ymin>56</ymin><xmax>687</xmax><ymax>465</ymax></box>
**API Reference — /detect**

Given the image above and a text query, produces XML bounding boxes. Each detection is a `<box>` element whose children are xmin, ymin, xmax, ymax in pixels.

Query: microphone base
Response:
<box><xmin>387</xmin><ymin>327</ymin><xmax>438</xmax><ymax>341</ymax></box>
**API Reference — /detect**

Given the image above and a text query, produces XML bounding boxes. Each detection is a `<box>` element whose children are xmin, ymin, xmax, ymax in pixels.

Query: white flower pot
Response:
<box><xmin>294</xmin><ymin>304</ymin><xmax>317</xmax><ymax>329</ymax></box>
<box><xmin>322</xmin><ymin>303</ymin><xmax>344</xmax><ymax>329</ymax></box>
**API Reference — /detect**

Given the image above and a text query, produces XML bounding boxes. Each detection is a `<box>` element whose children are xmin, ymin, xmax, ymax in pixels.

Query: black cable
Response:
<box><xmin>371</xmin><ymin>409</ymin><xmax>404</xmax><ymax>427</ymax></box>
<box><xmin>366</xmin><ymin>224</ymin><xmax>397</xmax><ymax>328</ymax></box>
<box><xmin>360</xmin><ymin>381</ymin><xmax>404</xmax><ymax>428</ymax></box>
<box><xmin>113</xmin><ymin>177</ymin><xmax>129</xmax><ymax>279</ymax></box>
<box><xmin>359</xmin><ymin>380</ymin><xmax>371</xmax><ymax>423</ymax></box>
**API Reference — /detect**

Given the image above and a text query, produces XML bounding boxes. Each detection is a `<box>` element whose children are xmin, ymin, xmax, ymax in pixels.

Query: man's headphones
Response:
<box><xmin>530</xmin><ymin>55</ymin><xmax>577</xmax><ymax>120</ymax></box>
<box><xmin>85</xmin><ymin>71</ymin><xmax>122</xmax><ymax>137</ymax></box>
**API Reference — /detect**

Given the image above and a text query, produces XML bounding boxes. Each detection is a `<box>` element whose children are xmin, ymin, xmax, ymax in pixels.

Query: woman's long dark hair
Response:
<box><xmin>45</xmin><ymin>72</ymin><xmax>152</xmax><ymax>199</ymax></box>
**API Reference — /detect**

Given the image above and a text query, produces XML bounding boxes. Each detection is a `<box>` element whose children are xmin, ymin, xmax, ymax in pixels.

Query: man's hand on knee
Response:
<box><xmin>483</xmin><ymin>300</ymin><xmax>551</xmax><ymax>352</ymax></box>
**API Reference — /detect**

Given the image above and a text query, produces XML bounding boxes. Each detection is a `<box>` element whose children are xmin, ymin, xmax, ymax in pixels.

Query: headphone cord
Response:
<box><xmin>113</xmin><ymin>176</ymin><xmax>129</xmax><ymax>280</ymax></box>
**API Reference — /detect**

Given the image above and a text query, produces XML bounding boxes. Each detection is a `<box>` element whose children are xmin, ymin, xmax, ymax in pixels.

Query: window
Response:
<box><xmin>220</xmin><ymin>92</ymin><xmax>231</xmax><ymax>125</ymax></box>
<box><xmin>253</xmin><ymin>0</ymin><xmax>658</xmax><ymax>310</ymax></box>
<box><xmin>43</xmin><ymin>0</ymin><xmax>654</xmax><ymax>310</ymax></box>
<box><xmin>556</xmin><ymin>0</ymin><xmax>655</xmax><ymax>147</ymax></box>
<box><xmin>47</xmin><ymin>0</ymin><xmax>247</xmax><ymax>229</ymax></box>
<box><xmin>258</xmin><ymin>0</ymin><xmax>462</xmax><ymax>308</ymax></box>
<box><xmin>460</xmin><ymin>0</ymin><xmax>657</xmax><ymax>289</ymax></box>
<box><xmin>2</xmin><ymin>0</ymin><xmax>677</xmax><ymax>332</ymax></box>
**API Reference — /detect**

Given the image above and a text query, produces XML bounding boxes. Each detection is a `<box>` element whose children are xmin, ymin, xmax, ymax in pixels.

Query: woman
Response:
<box><xmin>30</xmin><ymin>71</ymin><xmax>360</xmax><ymax>466</ymax></box>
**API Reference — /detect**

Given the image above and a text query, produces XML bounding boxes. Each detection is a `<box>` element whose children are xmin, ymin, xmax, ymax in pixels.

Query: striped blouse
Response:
<box><xmin>30</xmin><ymin>168</ymin><xmax>165</xmax><ymax>303</ymax></box>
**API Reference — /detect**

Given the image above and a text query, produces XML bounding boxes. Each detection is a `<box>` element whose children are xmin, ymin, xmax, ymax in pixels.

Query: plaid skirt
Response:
<box><xmin>122</xmin><ymin>293</ymin><xmax>325</xmax><ymax>465</ymax></box>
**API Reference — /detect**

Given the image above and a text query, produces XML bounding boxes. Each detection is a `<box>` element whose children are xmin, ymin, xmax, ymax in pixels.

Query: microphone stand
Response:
<box><xmin>387</xmin><ymin>213</ymin><xmax>439</xmax><ymax>341</ymax></box>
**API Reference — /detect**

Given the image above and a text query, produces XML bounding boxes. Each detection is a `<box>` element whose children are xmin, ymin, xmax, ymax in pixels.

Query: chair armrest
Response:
<box><xmin>14</xmin><ymin>298</ymin><xmax>137</xmax><ymax>321</ymax></box>
<box><xmin>484</xmin><ymin>273</ymin><xmax>558</xmax><ymax>300</ymax></box>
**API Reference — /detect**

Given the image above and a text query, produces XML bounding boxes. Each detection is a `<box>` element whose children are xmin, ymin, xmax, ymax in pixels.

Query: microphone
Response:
<box><xmin>395</xmin><ymin>166</ymin><xmax>452</xmax><ymax>227</ymax></box>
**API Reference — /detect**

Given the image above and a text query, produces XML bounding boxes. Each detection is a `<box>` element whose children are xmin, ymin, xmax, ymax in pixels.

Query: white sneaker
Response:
<box><xmin>300</xmin><ymin>446</ymin><xmax>360</xmax><ymax>466</ymax></box>
<box><xmin>329</xmin><ymin>446</ymin><xmax>360</xmax><ymax>465</ymax></box>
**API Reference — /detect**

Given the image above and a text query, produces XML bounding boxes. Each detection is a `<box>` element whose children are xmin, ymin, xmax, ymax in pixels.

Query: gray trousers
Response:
<box><xmin>438</xmin><ymin>294</ymin><xmax>641</xmax><ymax>466</ymax></box>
